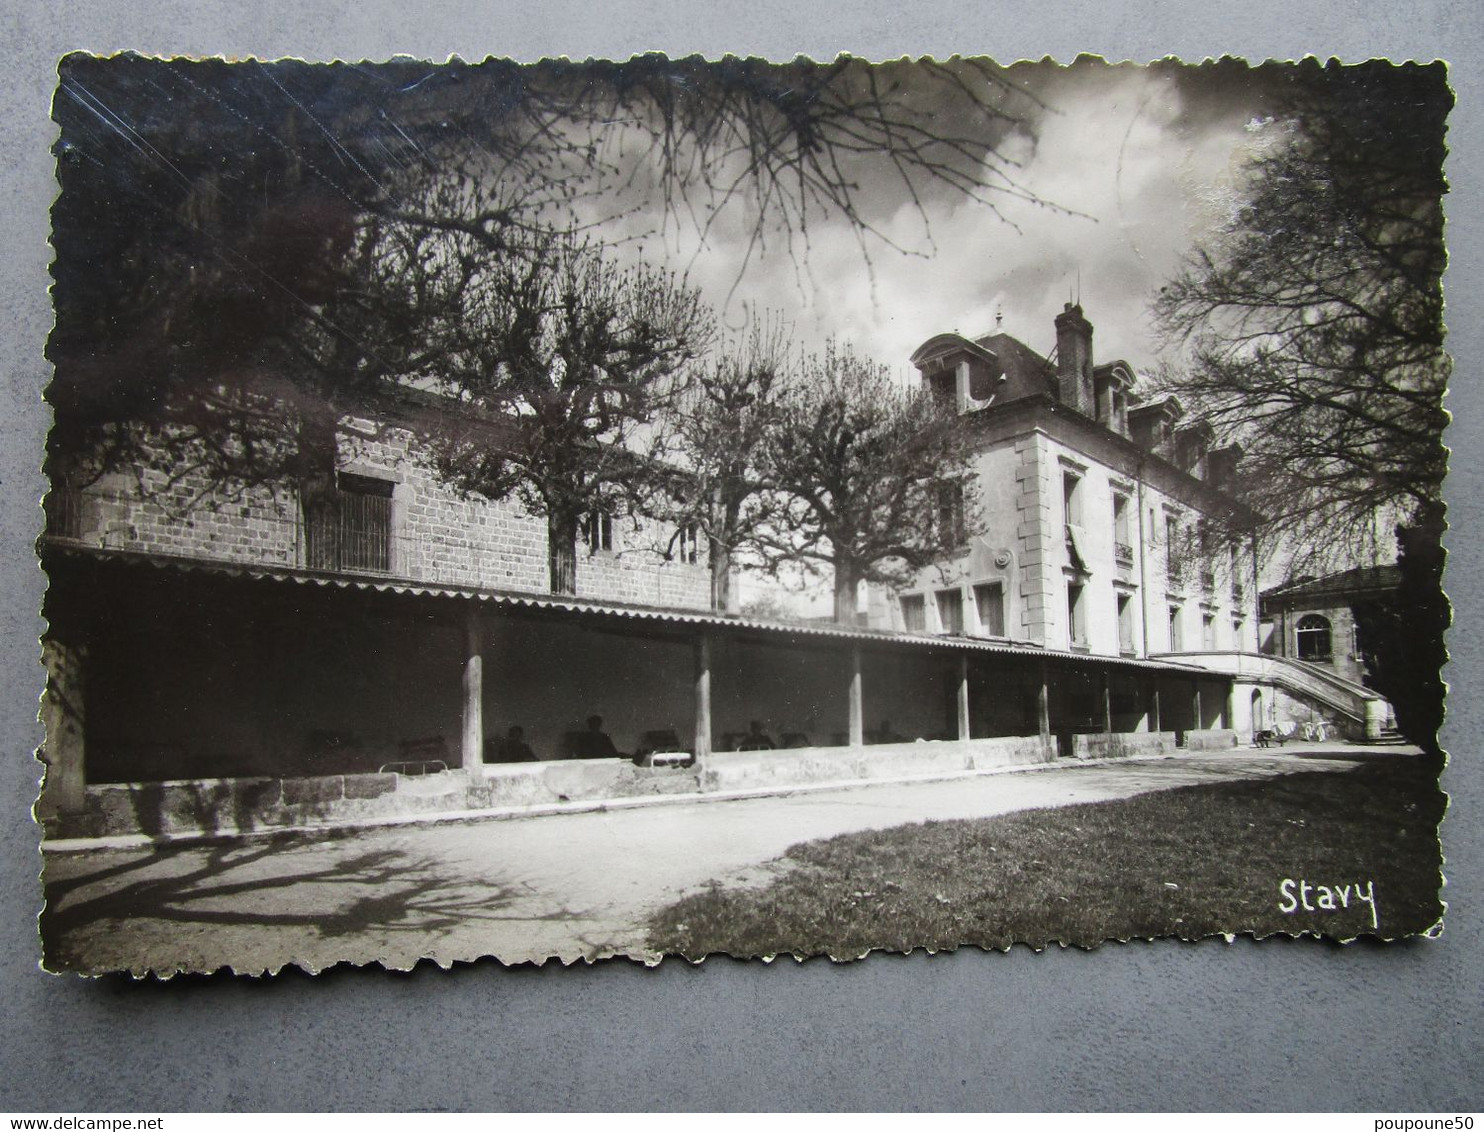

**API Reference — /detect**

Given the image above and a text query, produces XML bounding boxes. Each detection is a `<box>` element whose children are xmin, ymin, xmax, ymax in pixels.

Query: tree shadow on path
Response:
<box><xmin>40</xmin><ymin>836</ymin><xmax>583</xmax><ymax>974</ymax></box>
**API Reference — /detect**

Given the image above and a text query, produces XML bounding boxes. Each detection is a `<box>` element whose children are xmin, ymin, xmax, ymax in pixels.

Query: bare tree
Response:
<box><xmin>413</xmin><ymin>221</ymin><xmax>711</xmax><ymax>595</ymax></box>
<box><xmin>651</xmin><ymin>316</ymin><xmax>794</xmax><ymax>612</ymax></box>
<box><xmin>1152</xmin><ymin>61</ymin><xmax>1449</xmax><ymax>575</ymax></box>
<box><xmin>760</xmin><ymin>342</ymin><xmax>981</xmax><ymax>623</ymax></box>
<box><xmin>47</xmin><ymin>55</ymin><xmax>1044</xmax><ymax>498</ymax></box>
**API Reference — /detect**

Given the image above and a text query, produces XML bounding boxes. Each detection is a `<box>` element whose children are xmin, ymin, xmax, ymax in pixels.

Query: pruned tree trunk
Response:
<box><xmin>709</xmin><ymin>536</ymin><xmax>734</xmax><ymax>613</ymax></box>
<box><xmin>548</xmin><ymin>511</ymin><xmax>578</xmax><ymax>595</ymax></box>
<box><xmin>297</xmin><ymin>409</ymin><xmax>341</xmax><ymax>570</ymax></box>
<box><xmin>833</xmin><ymin>562</ymin><xmax>859</xmax><ymax>625</ymax></box>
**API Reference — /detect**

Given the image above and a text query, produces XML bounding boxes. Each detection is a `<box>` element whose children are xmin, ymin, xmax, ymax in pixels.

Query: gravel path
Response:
<box><xmin>40</xmin><ymin>746</ymin><xmax>1401</xmax><ymax>975</ymax></box>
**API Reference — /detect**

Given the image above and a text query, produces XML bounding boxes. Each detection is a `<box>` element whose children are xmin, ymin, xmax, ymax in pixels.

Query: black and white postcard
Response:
<box><xmin>37</xmin><ymin>55</ymin><xmax>1449</xmax><ymax>974</ymax></box>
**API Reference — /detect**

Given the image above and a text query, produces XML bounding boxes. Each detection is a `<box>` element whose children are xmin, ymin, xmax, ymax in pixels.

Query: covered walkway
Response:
<box><xmin>39</xmin><ymin>544</ymin><xmax>1238</xmax><ymax>837</ymax></box>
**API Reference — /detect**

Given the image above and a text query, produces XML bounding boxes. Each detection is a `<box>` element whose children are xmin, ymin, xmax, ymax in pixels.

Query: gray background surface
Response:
<box><xmin>2</xmin><ymin>1</ymin><xmax>1480</xmax><ymax>1112</ymax></box>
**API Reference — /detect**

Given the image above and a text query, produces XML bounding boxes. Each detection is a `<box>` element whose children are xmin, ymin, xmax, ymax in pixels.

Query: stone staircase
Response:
<box><xmin>1151</xmin><ymin>650</ymin><xmax>1392</xmax><ymax>740</ymax></box>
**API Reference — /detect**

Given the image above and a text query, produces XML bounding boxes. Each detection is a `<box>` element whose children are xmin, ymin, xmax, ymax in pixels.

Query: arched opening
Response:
<box><xmin>1295</xmin><ymin>614</ymin><xmax>1333</xmax><ymax>662</ymax></box>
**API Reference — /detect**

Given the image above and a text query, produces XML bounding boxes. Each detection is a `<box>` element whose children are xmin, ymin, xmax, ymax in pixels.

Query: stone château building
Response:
<box><xmin>37</xmin><ymin>304</ymin><xmax>1387</xmax><ymax>839</ymax></box>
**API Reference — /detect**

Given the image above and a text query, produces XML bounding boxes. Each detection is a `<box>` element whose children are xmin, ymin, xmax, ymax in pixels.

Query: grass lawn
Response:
<box><xmin>647</xmin><ymin>755</ymin><xmax>1446</xmax><ymax>958</ymax></box>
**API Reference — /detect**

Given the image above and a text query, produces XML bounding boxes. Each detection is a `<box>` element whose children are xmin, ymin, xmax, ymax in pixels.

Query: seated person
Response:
<box><xmin>498</xmin><ymin>725</ymin><xmax>538</xmax><ymax>762</ymax></box>
<box><xmin>870</xmin><ymin>719</ymin><xmax>906</xmax><ymax>744</ymax></box>
<box><xmin>571</xmin><ymin>714</ymin><xmax>622</xmax><ymax>759</ymax></box>
<box><xmin>736</xmin><ymin>720</ymin><xmax>776</xmax><ymax>751</ymax></box>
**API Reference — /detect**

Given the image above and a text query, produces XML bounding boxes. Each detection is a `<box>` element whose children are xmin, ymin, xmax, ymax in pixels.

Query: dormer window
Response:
<box><xmin>927</xmin><ymin>369</ymin><xmax>957</xmax><ymax>413</ymax></box>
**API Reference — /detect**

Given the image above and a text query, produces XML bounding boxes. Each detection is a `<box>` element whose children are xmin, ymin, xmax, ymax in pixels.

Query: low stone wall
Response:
<box><xmin>1186</xmin><ymin>728</ymin><xmax>1239</xmax><ymax>752</ymax></box>
<box><xmin>80</xmin><ymin>772</ymin><xmax>454</xmax><ymax>839</ymax></box>
<box><xmin>479</xmin><ymin>759</ymin><xmax>704</xmax><ymax>808</ymax></box>
<box><xmin>60</xmin><ymin>733</ymin><xmax>1111</xmax><ymax>840</ymax></box>
<box><xmin>700</xmin><ymin>736</ymin><xmax>1053</xmax><ymax>793</ymax></box>
<box><xmin>1071</xmin><ymin>731</ymin><xmax>1177</xmax><ymax>760</ymax></box>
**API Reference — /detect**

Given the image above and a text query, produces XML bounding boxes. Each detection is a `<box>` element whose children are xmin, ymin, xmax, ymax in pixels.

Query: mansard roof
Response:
<box><xmin>968</xmin><ymin>331</ymin><xmax>1058</xmax><ymax>403</ymax></box>
<box><xmin>1260</xmin><ymin>565</ymin><xmax>1403</xmax><ymax>611</ymax></box>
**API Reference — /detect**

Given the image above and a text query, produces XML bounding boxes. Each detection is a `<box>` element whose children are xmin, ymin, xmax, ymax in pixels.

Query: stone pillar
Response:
<box><xmin>1037</xmin><ymin>660</ymin><xmax>1052</xmax><ymax>756</ymax></box>
<box><xmin>848</xmin><ymin>646</ymin><xmax>864</xmax><ymax>747</ymax></box>
<box><xmin>1364</xmin><ymin>698</ymin><xmax>1385</xmax><ymax>742</ymax></box>
<box><xmin>38</xmin><ymin>639</ymin><xmax>86</xmax><ymax>822</ymax></box>
<box><xmin>1102</xmin><ymin>669</ymin><xmax>1113</xmax><ymax>737</ymax></box>
<box><xmin>694</xmin><ymin>634</ymin><xmax>713</xmax><ymax>760</ymax></box>
<box><xmin>461</xmin><ymin>606</ymin><xmax>484</xmax><ymax>779</ymax></box>
<box><xmin>956</xmin><ymin>654</ymin><xmax>971</xmax><ymax>741</ymax></box>
<box><xmin>1151</xmin><ymin>682</ymin><xmax>1162</xmax><ymax>732</ymax></box>
<box><xmin>1192</xmin><ymin>680</ymin><xmax>1203</xmax><ymax>732</ymax></box>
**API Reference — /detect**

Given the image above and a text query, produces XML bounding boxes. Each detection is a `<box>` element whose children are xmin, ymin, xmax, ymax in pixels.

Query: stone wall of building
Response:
<box><xmin>54</xmin><ymin>420</ymin><xmax>711</xmax><ymax>610</ymax></box>
<box><xmin>879</xmin><ymin>413</ymin><xmax>1261</xmax><ymax>661</ymax></box>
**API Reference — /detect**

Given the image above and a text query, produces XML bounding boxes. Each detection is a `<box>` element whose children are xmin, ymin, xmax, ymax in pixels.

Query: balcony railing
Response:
<box><xmin>1114</xmin><ymin>541</ymin><xmax>1134</xmax><ymax>565</ymax></box>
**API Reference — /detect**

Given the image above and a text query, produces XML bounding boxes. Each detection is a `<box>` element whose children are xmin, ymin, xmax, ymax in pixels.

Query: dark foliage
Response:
<box><xmin>1355</xmin><ymin>501</ymin><xmax>1450</xmax><ymax>753</ymax></box>
<box><xmin>1154</xmin><ymin>61</ymin><xmax>1450</xmax><ymax>568</ymax></box>
<box><xmin>48</xmin><ymin>54</ymin><xmax>1039</xmax><ymax>500</ymax></box>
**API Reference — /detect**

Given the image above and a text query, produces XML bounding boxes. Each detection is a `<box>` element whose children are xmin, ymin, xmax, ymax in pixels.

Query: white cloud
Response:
<box><xmin>592</xmin><ymin>62</ymin><xmax>1268</xmax><ymax>383</ymax></box>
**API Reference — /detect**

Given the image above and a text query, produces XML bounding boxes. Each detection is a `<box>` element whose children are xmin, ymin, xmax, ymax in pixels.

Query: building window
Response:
<box><xmin>45</xmin><ymin>485</ymin><xmax>84</xmax><ymax>540</ymax></box>
<box><xmin>582</xmin><ymin>510</ymin><xmax>614</xmax><ymax>553</ymax></box>
<box><xmin>304</xmin><ymin>472</ymin><xmax>393</xmax><ymax>574</ymax></box>
<box><xmin>900</xmin><ymin>594</ymin><xmax>926</xmax><ymax>633</ymax></box>
<box><xmin>1063</xmin><ymin>472</ymin><xmax>1083</xmax><ymax>526</ymax></box>
<box><xmin>677</xmin><ymin>524</ymin><xmax>700</xmax><ymax>565</ymax></box>
<box><xmin>1063</xmin><ymin>473</ymin><xmax>1088</xmax><ymax>570</ymax></box>
<box><xmin>1198</xmin><ymin>522</ymin><xmax>1216</xmax><ymax>591</ymax></box>
<box><xmin>937</xmin><ymin>482</ymin><xmax>967</xmax><ymax>547</ymax></box>
<box><xmin>974</xmin><ymin>582</ymin><xmax>1005</xmax><ymax>636</ymax></box>
<box><xmin>936</xmin><ymin>588</ymin><xmax>965</xmax><ymax>635</ymax></box>
<box><xmin>1112</xmin><ymin>492</ymin><xmax>1133</xmax><ymax>565</ymax></box>
<box><xmin>1233</xmin><ymin>616</ymin><xmax>1245</xmax><ymax>649</ymax></box>
<box><xmin>928</xmin><ymin>369</ymin><xmax>958</xmax><ymax>413</ymax></box>
<box><xmin>1166</xmin><ymin>514</ymin><xmax>1185</xmax><ymax>586</ymax></box>
<box><xmin>1117</xmin><ymin>593</ymin><xmax>1135</xmax><ymax>655</ymax></box>
<box><xmin>1202</xmin><ymin>612</ymin><xmax>1217</xmax><ymax>651</ymax></box>
<box><xmin>1295</xmin><ymin>614</ymin><xmax>1333</xmax><ymax>662</ymax></box>
<box><xmin>1168</xmin><ymin>604</ymin><xmax>1183</xmax><ymax>651</ymax></box>
<box><xmin>1068</xmin><ymin>582</ymin><xmax>1087</xmax><ymax>648</ymax></box>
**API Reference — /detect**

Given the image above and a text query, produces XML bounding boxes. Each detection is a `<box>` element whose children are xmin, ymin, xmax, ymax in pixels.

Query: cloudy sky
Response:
<box><xmin>588</xmin><ymin>58</ymin><xmax>1284</xmax><ymax>608</ymax></box>
<box><xmin>600</xmin><ymin>59</ymin><xmax>1277</xmax><ymax>383</ymax></box>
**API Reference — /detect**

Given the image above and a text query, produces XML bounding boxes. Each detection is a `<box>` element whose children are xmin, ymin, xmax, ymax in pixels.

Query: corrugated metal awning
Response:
<box><xmin>41</xmin><ymin>540</ymin><xmax>1215</xmax><ymax>676</ymax></box>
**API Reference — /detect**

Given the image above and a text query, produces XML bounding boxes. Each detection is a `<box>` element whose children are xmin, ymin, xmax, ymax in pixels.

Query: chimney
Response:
<box><xmin>1054</xmin><ymin>303</ymin><xmax>1095</xmax><ymax>416</ymax></box>
<box><xmin>1207</xmin><ymin>444</ymin><xmax>1243</xmax><ymax>491</ymax></box>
